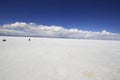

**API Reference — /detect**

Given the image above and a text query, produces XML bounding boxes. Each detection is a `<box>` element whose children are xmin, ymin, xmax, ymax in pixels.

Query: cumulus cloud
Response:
<box><xmin>0</xmin><ymin>22</ymin><xmax>120</xmax><ymax>40</ymax></box>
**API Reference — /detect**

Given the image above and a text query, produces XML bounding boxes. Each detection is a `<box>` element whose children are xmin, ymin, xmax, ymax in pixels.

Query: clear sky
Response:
<box><xmin>0</xmin><ymin>0</ymin><xmax>120</xmax><ymax>33</ymax></box>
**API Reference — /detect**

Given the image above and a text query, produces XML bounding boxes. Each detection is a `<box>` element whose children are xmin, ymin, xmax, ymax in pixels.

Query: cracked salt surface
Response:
<box><xmin>0</xmin><ymin>36</ymin><xmax>120</xmax><ymax>80</ymax></box>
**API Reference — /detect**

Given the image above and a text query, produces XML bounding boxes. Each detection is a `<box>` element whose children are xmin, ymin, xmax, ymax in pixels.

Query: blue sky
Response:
<box><xmin>0</xmin><ymin>0</ymin><xmax>120</xmax><ymax>33</ymax></box>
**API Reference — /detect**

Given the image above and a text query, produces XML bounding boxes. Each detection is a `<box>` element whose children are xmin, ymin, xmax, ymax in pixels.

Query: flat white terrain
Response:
<box><xmin>0</xmin><ymin>36</ymin><xmax>120</xmax><ymax>80</ymax></box>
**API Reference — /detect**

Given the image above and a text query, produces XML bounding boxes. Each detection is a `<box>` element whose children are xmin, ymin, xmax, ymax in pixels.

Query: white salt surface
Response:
<box><xmin>0</xmin><ymin>36</ymin><xmax>120</xmax><ymax>80</ymax></box>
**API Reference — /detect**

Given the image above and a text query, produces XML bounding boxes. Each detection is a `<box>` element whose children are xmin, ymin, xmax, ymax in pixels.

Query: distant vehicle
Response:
<box><xmin>2</xmin><ymin>39</ymin><xmax>6</xmax><ymax>41</ymax></box>
<box><xmin>28</xmin><ymin>39</ymin><xmax>31</xmax><ymax>41</ymax></box>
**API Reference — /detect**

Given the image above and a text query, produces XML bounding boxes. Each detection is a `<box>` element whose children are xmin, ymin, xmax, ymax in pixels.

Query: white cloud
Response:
<box><xmin>0</xmin><ymin>22</ymin><xmax>120</xmax><ymax>40</ymax></box>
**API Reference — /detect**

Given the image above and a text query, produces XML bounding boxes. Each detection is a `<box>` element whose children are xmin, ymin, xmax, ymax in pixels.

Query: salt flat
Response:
<box><xmin>0</xmin><ymin>36</ymin><xmax>120</xmax><ymax>80</ymax></box>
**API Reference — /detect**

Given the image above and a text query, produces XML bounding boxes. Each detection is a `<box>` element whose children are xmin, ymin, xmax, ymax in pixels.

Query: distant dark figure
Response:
<box><xmin>28</xmin><ymin>39</ymin><xmax>31</xmax><ymax>41</ymax></box>
<box><xmin>2</xmin><ymin>39</ymin><xmax>6</xmax><ymax>41</ymax></box>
